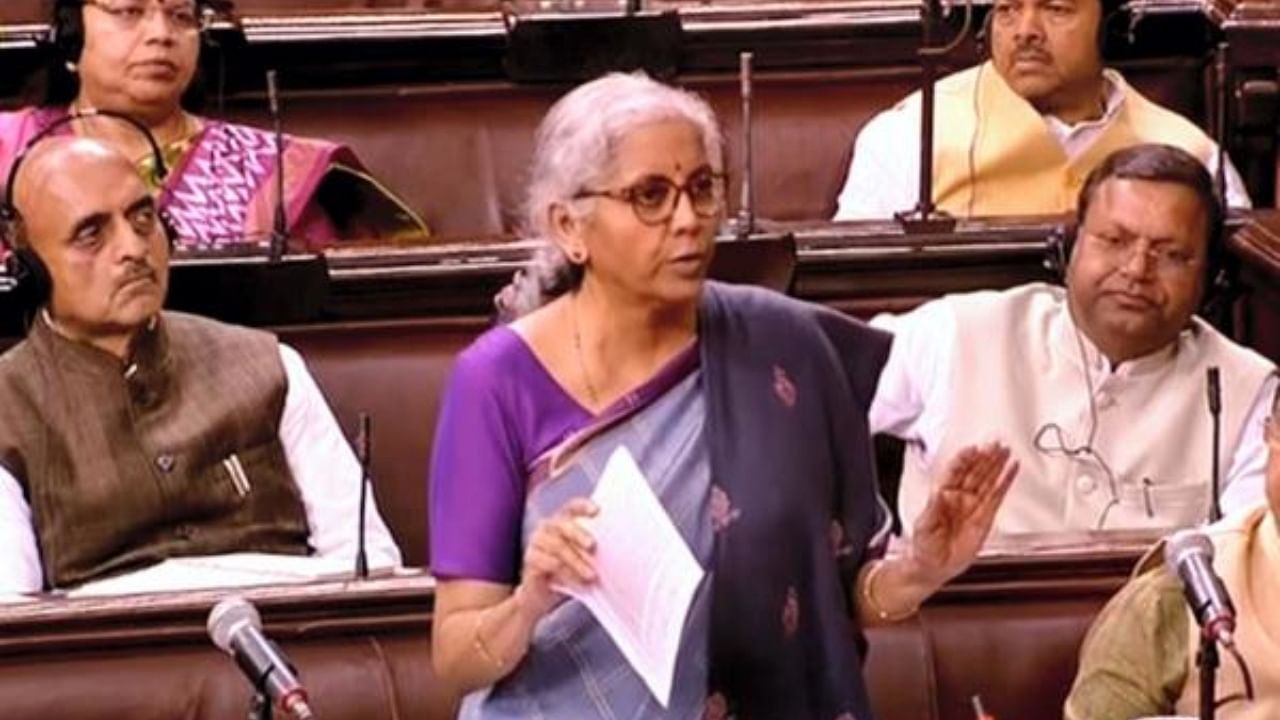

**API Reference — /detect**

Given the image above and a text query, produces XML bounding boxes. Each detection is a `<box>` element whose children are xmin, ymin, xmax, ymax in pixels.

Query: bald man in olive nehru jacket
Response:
<box><xmin>0</xmin><ymin>137</ymin><xmax>401</xmax><ymax>593</ymax></box>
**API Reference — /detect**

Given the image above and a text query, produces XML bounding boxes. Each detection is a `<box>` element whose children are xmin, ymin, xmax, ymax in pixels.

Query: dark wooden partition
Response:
<box><xmin>1232</xmin><ymin>211</ymin><xmax>1280</xmax><ymax>362</ymax></box>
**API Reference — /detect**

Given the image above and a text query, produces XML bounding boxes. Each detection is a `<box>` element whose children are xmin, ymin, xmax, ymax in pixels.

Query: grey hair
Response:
<box><xmin>494</xmin><ymin>72</ymin><xmax>724</xmax><ymax>321</ymax></box>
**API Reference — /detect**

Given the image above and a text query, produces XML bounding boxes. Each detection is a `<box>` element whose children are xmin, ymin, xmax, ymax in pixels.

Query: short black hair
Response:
<box><xmin>1076</xmin><ymin>143</ymin><xmax>1225</xmax><ymax>275</ymax></box>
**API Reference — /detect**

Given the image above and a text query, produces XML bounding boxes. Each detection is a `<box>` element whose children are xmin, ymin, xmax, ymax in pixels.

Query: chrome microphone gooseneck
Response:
<box><xmin>736</xmin><ymin>51</ymin><xmax>755</xmax><ymax>242</ymax></box>
<box><xmin>355</xmin><ymin>412</ymin><xmax>371</xmax><ymax>580</ymax></box>
<box><xmin>266</xmin><ymin>70</ymin><xmax>287</xmax><ymax>263</ymax></box>
<box><xmin>1213</xmin><ymin>42</ymin><xmax>1230</xmax><ymax>211</ymax></box>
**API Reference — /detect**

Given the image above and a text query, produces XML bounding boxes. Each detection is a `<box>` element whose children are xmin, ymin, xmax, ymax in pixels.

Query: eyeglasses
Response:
<box><xmin>574</xmin><ymin>168</ymin><xmax>726</xmax><ymax>226</ymax></box>
<box><xmin>1080</xmin><ymin>230</ymin><xmax>1202</xmax><ymax>276</ymax></box>
<box><xmin>82</xmin><ymin>0</ymin><xmax>208</xmax><ymax>33</ymax></box>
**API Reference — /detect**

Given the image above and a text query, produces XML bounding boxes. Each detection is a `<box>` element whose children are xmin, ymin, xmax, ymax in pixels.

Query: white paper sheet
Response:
<box><xmin>67</xmin><ymin>552</ymin><xmax>398</xmax><ymax>598</ymax></box>
<box><xmin>556</xmin><ymin>446</ymin><xmax>705</xmax><ymax>708</ymax></box>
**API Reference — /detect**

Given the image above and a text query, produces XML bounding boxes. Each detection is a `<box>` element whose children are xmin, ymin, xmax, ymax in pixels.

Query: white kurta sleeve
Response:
<box><xmin>1219</xmin><ymin>373</ymin><xmax>1279</xmax><ymax>514</ymax></box>
<box><xmin>833</xmin><ymin>103</ymin><xmax>921</xmax><ymax>221</ymax></box>
<box><xmin>277</xmin><ymin>344</ymin><xmax>404</xmax><ymax>569</ymax></box>
<box><xmin>1203</xmin><ymin>148</ymin><xmax>1253</xmax><ymax>210</ymax></box>
<box><xmin>0</xmin><ymin>463</ymin><xmax>42</xmax><ymax>593</ymax></box>
<box><xmin>867</xmin><ymin>297</ymin><xmax>957</xmax><ymax>466</ymax></box>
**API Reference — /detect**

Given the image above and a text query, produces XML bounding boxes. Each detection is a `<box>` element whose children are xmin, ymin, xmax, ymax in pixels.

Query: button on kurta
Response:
<box><xmin>1075</xmin><ymin>475</ymin><xmax>1098</xmax><ymax>495</ymax></box>
<box><xmin>155</xmin><ymin>454</ymin><xmax>176</xmax><ymax>473</ymax></box>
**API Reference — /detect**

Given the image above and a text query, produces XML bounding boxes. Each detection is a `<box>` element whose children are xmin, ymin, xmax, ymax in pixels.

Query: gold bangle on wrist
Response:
<box><xmin>473</xmin><ymin>607</ymin><xmax>508</xmax><ymax>673</ymax></box>
<box><xmin>861</xmin><ymin>560</ymin><xmax>919</xmax><ymax>623</ymax></box>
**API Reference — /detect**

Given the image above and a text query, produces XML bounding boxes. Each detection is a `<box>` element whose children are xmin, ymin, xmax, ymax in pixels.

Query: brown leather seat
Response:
<box><xmin>866</xmin><ymin>596</ymin><xmax>1107</xmax><ymax>720</ymax></box>
<box><xmin>277</xmin><ymin>316</ymin><xmax>489</xmax><ymax>568</ymax></box>
<box><xmin>226</xmin><ymin>71</ymin><xmax>916</xmax><ymax>236</ymax></box>
<box><xmin>0</xmin><ymin>0</ymin><xmax>44</xmax><ymax>23</ymax></box>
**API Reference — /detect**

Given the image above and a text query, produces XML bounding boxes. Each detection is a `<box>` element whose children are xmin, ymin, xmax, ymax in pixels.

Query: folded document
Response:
<box><xmin>68</xmin><ymin>552</ymin><xmax>396</xmax><ymax>598</ymax></box>
<box><xmin>556</xmin><ymin>446</ymin><xmax>705</xmax><ymax>709</ymax></box>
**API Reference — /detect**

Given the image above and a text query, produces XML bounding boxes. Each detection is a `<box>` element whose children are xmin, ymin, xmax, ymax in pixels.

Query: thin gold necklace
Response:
<box><xmin>571</xmin><ymin>293</ymin><xmax>601</xmax><ymax>409</ymax></box>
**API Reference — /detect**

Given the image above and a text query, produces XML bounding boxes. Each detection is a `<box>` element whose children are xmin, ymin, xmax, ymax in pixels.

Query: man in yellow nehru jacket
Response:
<box><xmin>834</xmin><ymin>0</ymin><xmax>1250</xmax><ymax>219</ymax></box>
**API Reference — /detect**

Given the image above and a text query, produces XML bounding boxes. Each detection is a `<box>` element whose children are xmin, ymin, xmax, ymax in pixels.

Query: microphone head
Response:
<box><xmin>1165</xmin><ymin>528</ymin><xmax>1214</xmax><ymax>569</ymax></box>
<box><xmin>207</xmin><ymin>596</ymin><xmax>261</xmax><ymax>653</ymax></box>
<box><xmin>1206</xmin><ymin>366</ymin><xmax>1222</xmax><ymax>413</ymax></box>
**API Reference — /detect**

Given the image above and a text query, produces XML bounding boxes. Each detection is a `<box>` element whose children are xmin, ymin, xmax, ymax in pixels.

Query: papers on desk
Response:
<box><xmin>68</xmin><ymin>553</ymin><xmax>396</xmax><ymax>598</ymax></box>
<box><xmin>555</xmin><ymin>446</ymin><xmax>705</xmax><ymax>709</ymax></box>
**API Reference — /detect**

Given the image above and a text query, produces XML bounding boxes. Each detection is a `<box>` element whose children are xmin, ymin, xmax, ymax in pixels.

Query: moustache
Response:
<box><xmin>1012</xmin><ymin>47</ymin><xmax>1053</xmax><ymax>64</ymax></box>
<box><xmin>117</xmin><ymin>264</ymin><xmax>159</xmax><ymax>290</ymax></box>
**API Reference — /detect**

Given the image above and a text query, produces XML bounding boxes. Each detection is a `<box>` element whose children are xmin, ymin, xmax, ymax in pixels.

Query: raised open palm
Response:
<box><xmin>909</xmin><ymin>443</ymin><xmax>1018</xmax><ymax>583</ymax></box>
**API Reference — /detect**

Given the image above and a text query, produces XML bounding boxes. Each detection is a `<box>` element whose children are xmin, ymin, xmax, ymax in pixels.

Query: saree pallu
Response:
<box><xmin>700</xmin><ymin>281</ymin><xmax>893</xmax><ymax>720</ymax></box>
<box><xmin>461</xmin><ymin>347</ymin><xmax>713</xmax><ymax>720</ymax></box>
<box><xmin>0</xmin><ymin>107</ymin><xmax>427</xmax><ymax>253</ymax></box>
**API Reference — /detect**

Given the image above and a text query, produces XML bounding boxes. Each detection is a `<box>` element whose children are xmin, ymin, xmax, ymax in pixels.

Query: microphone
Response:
<box><xmin>735</xmin><ymin>51</ymin><xmax>755</xmax><ymax>241</ymax></box>
<box><xmin>355</xmin><ymin>412</ymin><xmax>371</xmax><ymax>580</ymax></box>
<box><xmin>208</xmin><ymin>596</ymin><xmax>316</xmax><ymax>720</ymax></box>
<box><xmin>1206</xmin><ymin>366</ymin><xmax>1223</xmax><ymax>522</ymax></box>
<box><xmin>1165</xmin><ymin>529</ymin><xmax>1236</xmax><ymax>649</ymax></box>
<box><xmin>266</xmin><ymin>69</ymin><xmax>288</xmax><ymax>263</ymax></box>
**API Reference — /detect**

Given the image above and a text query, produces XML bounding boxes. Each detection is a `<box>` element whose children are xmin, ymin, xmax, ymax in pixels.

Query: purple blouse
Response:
<box><xmin>428</xmin><ymin>326</ymin><xmax>593</xmax><ymax>583</ymax></box>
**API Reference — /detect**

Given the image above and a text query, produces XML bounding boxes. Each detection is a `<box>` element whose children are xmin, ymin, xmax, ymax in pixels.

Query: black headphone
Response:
<box><xmin>0</xmin><ymin>109</ymin><xmax>176</xmax><ymax>309</ymax></box>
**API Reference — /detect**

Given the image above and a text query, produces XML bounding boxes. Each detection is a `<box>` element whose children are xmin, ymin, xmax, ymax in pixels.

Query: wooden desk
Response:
<box><xmin>0</xmin><ymin>545</ymin><xmax>1147</xmax><ymax>720</ymax></box>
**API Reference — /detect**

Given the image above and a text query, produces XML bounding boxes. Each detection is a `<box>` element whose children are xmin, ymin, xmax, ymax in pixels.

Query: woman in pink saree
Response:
<box><xmin>0</xmin><ymin>0</ymin><xmax>426</xmax><ymax>253</ymax></box>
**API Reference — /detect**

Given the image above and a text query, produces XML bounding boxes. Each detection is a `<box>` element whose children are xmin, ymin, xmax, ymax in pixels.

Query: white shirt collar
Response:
<box><xmin>1043</xmin><ymin>70</ymin><xmax>1125</xmax><ymax>144</ymax></box>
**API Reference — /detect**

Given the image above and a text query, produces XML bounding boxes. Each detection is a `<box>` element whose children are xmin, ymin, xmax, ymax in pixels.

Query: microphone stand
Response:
<box><xmin>1197</xmin><ymin>632</ymin><xmax>1219</xmax><ymax>720</ymax></box>
<box><xmin>895</xmin><ymin>0</ymin><xmax>959</xmax><ymax>234</ymax></box>
<box><xmin>250</xmin><ymin>688</ymin><xmax>273</xmax><ymax>720</ymax></box>
<box><xmin>1207</xmin><ymin>366</ymin><xmax>1222</xmax><ymax>523</ymax></box>
<box><xmin>1213</xmin><ymin>42</ymin><xmax>1229</xmax><ymax>209</ymax></box>
<box><xmin>266</xmin><ymin>69</ymin><xmax>287</xmax><ymax>263</ymax></box>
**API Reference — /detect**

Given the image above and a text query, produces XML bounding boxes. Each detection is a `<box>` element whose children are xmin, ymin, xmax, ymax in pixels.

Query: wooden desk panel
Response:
<box><xmin>0</xmin><ymin>574</ymin><xmax>453</xmax><ymax>720</ymax></box>
<box><xmin>0</xmin><ymin>549</ymin><xmax>1142</xmax><ymax>720</ymax></box>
